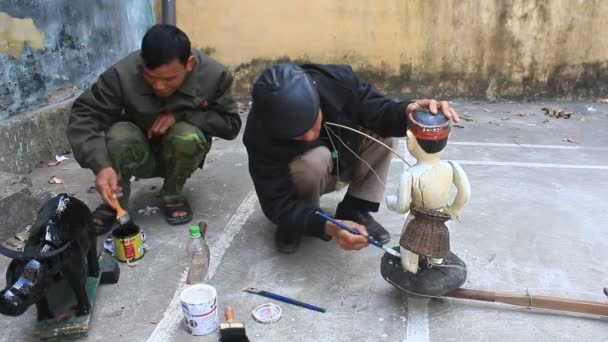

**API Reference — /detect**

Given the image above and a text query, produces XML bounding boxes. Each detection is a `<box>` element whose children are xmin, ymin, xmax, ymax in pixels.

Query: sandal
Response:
<box><xmin>92</xmin><ymin>203</ymin><xmax>119</xmax><ymax>236</ymax></box>
<box><xmin>163</xmin><ymin>200</ymin><xmax>193</xmax><ymax>225</ymax></box>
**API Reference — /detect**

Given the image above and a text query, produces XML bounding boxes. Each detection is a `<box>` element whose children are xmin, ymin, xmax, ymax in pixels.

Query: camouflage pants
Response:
<box><xmin>106</xmin><ymin>121</ymin><xmax>209</xmax><ymax>208</ymax></box>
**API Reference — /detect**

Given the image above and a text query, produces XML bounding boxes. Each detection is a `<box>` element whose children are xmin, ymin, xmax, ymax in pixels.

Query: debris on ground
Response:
<box><xmin>127</xmin><ymin>259</ymin><xmax>140</xmax><ymax>268</ymax></box>
<box><xmin>541</xmin><ymin>107</ymin><xmax>573</xmax><ymax>118</ymax></box>
<box><xmin>55</xmin><ymin>155</ymin><xmax>69</xmax><ymax>162</ymax></box>
<box><xmin>49</xmin><ymin>176</ymin><xmax>64</xmax><ymax>184</ymax></box>
<box><xmin>488</xmin><ymin>253</ymin><xmax>496</xmax><ymax>262</ymax></box>
<box><xmin>87</xmin><ymin>186</ymin><xmax>96</xmax><ymax>194</ymax></box>
<box><xmin>137</xmin><ymin>206</ymin><xmax>160</xmax><ymax>216</ymax></box>
<box><xmin>460</xmin><ymin>112</ymin><xmax>474</xmax><ymax>121</ymax></box>
<box><xmin>47</xmin><ymin>155</ymin><xmax>69</xmax><ymax>167</ymax></box>
<box><xmin>586</xmin><ymin>105</ymin><xmax>597</xmax><ymax>112</ymax></box>
<box><xmin>3</xmin><ymin>225</ymin><xmax>31</xmax><ymax>250</ymax></box>
<box><xmin>562</xmin><ymin>138</ymin><xmax>578</xmax><ymax>144</ymax></box>
<box><xmin>238</xmin><ymin>101</ymin><xmax>253</xmax><ymax>114</ymax></box>
<box><xmin>454</xmin><ymin>124</ymin><xmax>465</xmax><ymax>128</ymax></box>
<box><xmin>595</xmin><ymin>98</ymin><xmax>608</xmax><ymax>104</ymax></box>
<box><xmin>105</xmin><ymin>309</ymin><xmax>124</xmax><ymax>318</ymax></box>
<box><xmin>150</xmin><ymin>314</ymin><xmax>164</xmax><ymax>324</ymax></box>
<box><xmin>483</xmin><ymin>108</ymin><xmax>493</xmax><ymax>112</ymax></box>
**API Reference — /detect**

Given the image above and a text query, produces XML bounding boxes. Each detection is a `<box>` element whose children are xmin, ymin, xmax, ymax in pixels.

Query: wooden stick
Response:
<box><xmin>445</xmin><ymin>288</ymin><xmax>608</xmax><ymax>317</ymax></box>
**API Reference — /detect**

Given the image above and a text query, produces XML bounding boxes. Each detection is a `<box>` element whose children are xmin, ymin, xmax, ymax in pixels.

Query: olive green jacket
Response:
<box><xmin>67</xmin><ymin>50</ymin><xmax>241</xmax><ymax>174</ymax></box>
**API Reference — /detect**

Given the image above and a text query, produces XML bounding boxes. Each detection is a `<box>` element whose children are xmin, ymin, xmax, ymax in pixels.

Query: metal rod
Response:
<box><xmin>445</xmin><ymin>288</ymin><xmax>608</xmax><ymax>317</ymax></box>
<box><xmin>162</xmin><ymin>0</ymin><xmax>176</xmax><ymax>25</ymax></box>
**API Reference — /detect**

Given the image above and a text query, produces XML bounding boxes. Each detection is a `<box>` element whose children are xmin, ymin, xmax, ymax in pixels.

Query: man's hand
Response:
<box><xmin>96</xmin><ymin>167</ymin><xmax>122</xmax><ymax>205</ymax></box>
<box><xmin>324</xmin><ymin>220</ymin><xmax>370</xmax><ymax>250</ymax></box>
<box><xmin>406</xmin><ymin>99</ymin><xmax>460</xmax><ymax>123</ymax></box>
<box><xmin>147</xmin><ymin>112</ymin><xmax>177</xmax><ymax>139</ymax></box>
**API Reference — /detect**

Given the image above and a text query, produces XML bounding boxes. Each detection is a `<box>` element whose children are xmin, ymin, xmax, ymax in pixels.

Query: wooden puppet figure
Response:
<box><xmin>386</xmin><ymin>110</ymin><xmax>471</xmax><ymax>274</ymax></box>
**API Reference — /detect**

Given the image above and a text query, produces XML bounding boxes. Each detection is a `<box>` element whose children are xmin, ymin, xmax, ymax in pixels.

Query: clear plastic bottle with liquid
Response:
<box><xmin>186</xmin><ymin>223</ymin><xmax>210</xmax><ymax>284</ymax></box>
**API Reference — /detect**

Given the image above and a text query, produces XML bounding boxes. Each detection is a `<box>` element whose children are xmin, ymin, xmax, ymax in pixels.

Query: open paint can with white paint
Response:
<box><xmin>180</xmin><ymin>284</ymin><xmax>219</xmax><ymax>335</ymax></box>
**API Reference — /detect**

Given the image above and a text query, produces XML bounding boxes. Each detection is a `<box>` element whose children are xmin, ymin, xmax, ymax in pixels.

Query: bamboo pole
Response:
<box><xmin>445</xmin><ymin>288</ymin><xmax>608</xmax><ymax>317</ymax></box>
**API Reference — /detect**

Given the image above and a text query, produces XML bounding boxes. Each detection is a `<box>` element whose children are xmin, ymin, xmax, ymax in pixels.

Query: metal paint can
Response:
<box><xmin>112</xmin><ymin>225</ymin><xmax>145</xmax><ymax>262</ymax></box>
<box><xmin>180</xmin><ymin>284</ymin><xmax>219</xmax><ymax>335</ymax></box>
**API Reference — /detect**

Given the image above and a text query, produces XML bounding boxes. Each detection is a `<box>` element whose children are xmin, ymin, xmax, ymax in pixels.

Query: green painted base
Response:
<box><xmin>32</xmin><ymin>254</ymin><xmax>115</xmax><ymax>341</ymax></box>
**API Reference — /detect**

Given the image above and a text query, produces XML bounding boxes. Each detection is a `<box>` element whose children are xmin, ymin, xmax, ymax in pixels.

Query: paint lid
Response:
<box><xmin>252</xmin><ymin>303</ymin><xmax>282</xmax><ymax>324</ymax></box>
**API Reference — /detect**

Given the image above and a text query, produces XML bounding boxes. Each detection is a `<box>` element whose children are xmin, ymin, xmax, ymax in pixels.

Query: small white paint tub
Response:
<box><xmin>180</xmin><ymin>284</ymin><xmax>219</xmax><ymax>335</ymax></box>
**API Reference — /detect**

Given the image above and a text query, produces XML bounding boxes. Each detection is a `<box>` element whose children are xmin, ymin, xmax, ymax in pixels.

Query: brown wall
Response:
<box><xmin>176</xmin><ymin>0</ymin><xmax>608</xmax><ymax>100</ymax></box>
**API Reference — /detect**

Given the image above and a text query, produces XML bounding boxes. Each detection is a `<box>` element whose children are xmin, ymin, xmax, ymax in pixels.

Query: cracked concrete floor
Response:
<box><xmin>1</xmin><ymin>100</ymin><xmax>607</xmax><ymax>341</ymax></box>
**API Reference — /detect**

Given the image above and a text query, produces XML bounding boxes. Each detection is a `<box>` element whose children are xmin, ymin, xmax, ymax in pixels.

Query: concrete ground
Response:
<box><xmin>1</xmin><ymin>100</ymin><xmax>607</xmax><ymax>341</ymax></box>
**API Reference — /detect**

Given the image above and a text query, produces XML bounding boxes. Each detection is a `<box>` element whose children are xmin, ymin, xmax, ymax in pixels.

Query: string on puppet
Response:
<box><xmin>324</xmin><ymin>122</ymin><xmax>412</xmax><ymax>167</ymax></box>
<box><xmin>323</xmin><ymin>123</ymin><xmax>386</xmax><ymax>188</ymax></box>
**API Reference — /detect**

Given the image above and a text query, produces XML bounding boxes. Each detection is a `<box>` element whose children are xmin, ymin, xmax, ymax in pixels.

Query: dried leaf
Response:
<box><xmin>595</xmin><ymin>98</ymin><xmax>608</xmax><ymax>104</ymax></box>
<box><xmin>47</xmin><ymin>160</ymin><xmax>61</xmax><ymax>167</ymax></box>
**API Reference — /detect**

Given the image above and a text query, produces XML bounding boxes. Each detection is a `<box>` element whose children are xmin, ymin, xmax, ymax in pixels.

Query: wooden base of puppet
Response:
<box><xmin>33</xmin><ymin>253</ymin><xmax>119</xmax><ymax>340</ymax></box>
<box><xmin>381</xmin><ymin>247</ymin><xmax>467</xmax><ymax>297</ymax></box>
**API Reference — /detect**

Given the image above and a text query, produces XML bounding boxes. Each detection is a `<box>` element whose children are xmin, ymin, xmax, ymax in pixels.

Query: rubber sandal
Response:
<box><xmin>92</xmin><ymin>203</ymin><xmax>119</xmax><ymax>236</ymax></box>
<box><xmin>163</xmin><ymin>200</ymin><xmax>193</xmax><ymax>225</ymax></box>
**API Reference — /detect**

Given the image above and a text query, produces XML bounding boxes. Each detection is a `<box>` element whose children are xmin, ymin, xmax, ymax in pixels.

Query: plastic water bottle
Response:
<box><xmin>186</xmin><ymin>224</ymin><xmax>210</xmax><ymax>284</ymax></box>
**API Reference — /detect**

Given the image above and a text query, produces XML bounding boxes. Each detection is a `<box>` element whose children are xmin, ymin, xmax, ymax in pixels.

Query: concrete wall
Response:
<box><xmin>177</xmin><ymin>0</ymin><xmax>608</xmax><ymax>100</ymax></box>
<box><xmin>0</xmin><ymin>0</ymin><xmax>155</xmax><ymax>120</ymax></box>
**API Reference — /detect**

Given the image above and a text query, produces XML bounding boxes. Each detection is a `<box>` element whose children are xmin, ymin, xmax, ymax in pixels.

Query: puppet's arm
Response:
<box><xmin>386</xmin><ymin>170</ymin><xmax>413</xmax><ymax>214</ymax></box>
<box><xmin>445</xmin><ymin>161</ymin><xmax>471</xmax><ymax>220</ymax></box>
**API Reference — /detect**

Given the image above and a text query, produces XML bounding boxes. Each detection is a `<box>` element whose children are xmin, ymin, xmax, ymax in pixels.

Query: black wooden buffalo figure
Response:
<box><xmin>0</xmin><ymin>194</ymin><xmax>99</xmax><ymax>320</ymax></box>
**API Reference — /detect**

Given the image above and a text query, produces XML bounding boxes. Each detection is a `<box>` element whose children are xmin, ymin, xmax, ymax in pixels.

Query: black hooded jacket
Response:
<box><xmin>243</xmin><ymin>64</ymin><xmax>411</xmax><ymax>238</ymax></box>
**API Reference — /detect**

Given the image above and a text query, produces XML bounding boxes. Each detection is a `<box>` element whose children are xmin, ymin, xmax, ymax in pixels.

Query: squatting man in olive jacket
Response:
<box><xmin>67</xmin><ymin>25</ymin><xmax>241</xmax><ymax>233</ymax></box>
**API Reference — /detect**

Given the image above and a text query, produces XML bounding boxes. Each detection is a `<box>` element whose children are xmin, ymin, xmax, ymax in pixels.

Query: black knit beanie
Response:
<box><xmin>251</xmin><ymin>63</ymin><xmax>320</xmax><ymax>139</ymax></box>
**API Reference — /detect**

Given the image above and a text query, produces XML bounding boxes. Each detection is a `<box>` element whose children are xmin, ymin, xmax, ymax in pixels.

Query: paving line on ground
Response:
<box><xmin>391</xmin><ymin>158</ymin><xmax>608</xmax><ymax>169</ymax></box>
<box><xmin>405</xmin><ymin>297</ymin><xmax>431</xmax><ymax>342</ymax></box>
<box><xmin>398</xmin><ymin>139</ymin><xmax>608</xmax><ymax>151</ymax></box>
<box><xmin>448</xmin><ymin>141</ymin><xmax>608</xmax><ymax>151</ymax></box>
<box><xmin>146</xmin><ymin>190</ymin><xmax>258</xmax><ymax>342</ymax></box>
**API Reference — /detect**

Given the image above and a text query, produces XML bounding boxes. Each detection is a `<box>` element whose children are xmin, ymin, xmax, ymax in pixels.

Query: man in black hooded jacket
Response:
<box><xmin>243</xmin><ymin>63</ymin><xmax>459</xmax><ymax>253</ymax></box>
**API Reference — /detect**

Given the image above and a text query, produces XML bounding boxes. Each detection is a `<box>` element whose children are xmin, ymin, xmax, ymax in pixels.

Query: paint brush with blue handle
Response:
<box><xmin>315</xmin><ymin>211</ymin><xmax>401</xmax><ymax>257</ymax></box>
<box><xmin>242</xmin><ymin>287</ymin><xmax>326</xmax><ymax>313</ymax></box>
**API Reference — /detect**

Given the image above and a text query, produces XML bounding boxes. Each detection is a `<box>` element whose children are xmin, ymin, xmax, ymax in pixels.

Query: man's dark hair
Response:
<box><xmin>141</xmin><ymin>24</ymin><xmax>191</xmax><ymax>69</ymax></box>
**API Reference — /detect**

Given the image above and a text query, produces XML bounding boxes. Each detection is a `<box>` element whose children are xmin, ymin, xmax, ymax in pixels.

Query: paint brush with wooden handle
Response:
<box><xmin>105</xmin><ymin>185</ymin><xmax>133</xmax><ymax>228</ymax></box>
<box><xmin>219</xmin><ymin>306</ymin><xmax>250</xmax><ymax>342</ymax></box>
